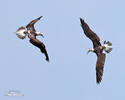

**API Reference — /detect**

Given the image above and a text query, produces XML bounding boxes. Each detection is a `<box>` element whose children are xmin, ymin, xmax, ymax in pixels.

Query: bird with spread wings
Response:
<box><xmin>80</xmin><ymin>18</ymin><xmax>112</xmax><ymax>84</ymax></box>
<box><xmin>15</xmin><ymin>16</ymin><xmax>49</xmax><ymax>62</ymax></box>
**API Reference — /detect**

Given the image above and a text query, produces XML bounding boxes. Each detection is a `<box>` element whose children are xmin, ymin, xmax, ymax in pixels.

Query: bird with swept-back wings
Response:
<box><xmin>15</xmin><ymin>16</ymin><xmax>49</xmax><ymax>62</ymax></box>
<box><xmin>80</xmin><ymin>18</ymin><xmax>112</xmax><ymax>84</ymax></box>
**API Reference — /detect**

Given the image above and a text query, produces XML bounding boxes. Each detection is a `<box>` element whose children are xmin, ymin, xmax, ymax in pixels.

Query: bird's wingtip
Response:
<box><xmin>96</xmin><ymin>80</ymin><xmax>101</xmax><ymax>84</ymax></box>
<box><xmin>80</xmin><ymin>17</ymin><xmax>82</xmax><ymax>21</ymax></box>
<box><xmin>46</xmin><ymin>58</ymin><xmax>49</xmax><ymax>62</ymax></box>
<box><xmin>96</xmin><ymin>74</ymin><xmax>102</xmax><ymax>84</ymax></box>
<box><xmin>80</xmin><ymin>18</ymin><xmax>84</xmax><ymax>23</ymax></box>
<box><xmin>39</xmin><ymin>16</ymin><xmax>43</xmax><ymax>19</ymax></box>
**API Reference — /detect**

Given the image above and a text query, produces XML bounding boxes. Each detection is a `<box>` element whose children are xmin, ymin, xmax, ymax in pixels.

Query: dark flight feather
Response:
<box><xmin>80</xmin><ymin>18</ymin><xmax>108</xmax><ymax>84</ymax></box>
<box><xmin>80</xmin><ymin>18</ymin><xmax>101</xmax><ymax>48</ymax></box>
<box><xmin>29</xmin><ymin>37</ymin><xmax>49</xmax><ymax>62</ymax></box>
<box><xmin>96</xmin><ymin>53</ymin><xmax>105</xmax><ymax>84</ymax></box>
<box><xmin>26</xmin><ymin>16</ymin><xmax>43</xmax><ymax>32</ymax></box>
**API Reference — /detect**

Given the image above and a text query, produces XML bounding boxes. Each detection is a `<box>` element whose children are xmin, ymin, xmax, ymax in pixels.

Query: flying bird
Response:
<box><xmin>15</xmin><ymin>16</ymin><xmax>49</xmax><ymax>62</ymax></box>
<box><xmin>80</xmin><ymin>18</ymin><xmax>112</xmax><ymax>84</ymax></box>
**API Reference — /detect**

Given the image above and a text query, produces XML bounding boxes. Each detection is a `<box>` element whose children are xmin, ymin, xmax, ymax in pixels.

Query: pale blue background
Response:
<box><xmin>0</xmin><ymin>0</ymin><xmax>124</xmax><ymax>100</ymax></box>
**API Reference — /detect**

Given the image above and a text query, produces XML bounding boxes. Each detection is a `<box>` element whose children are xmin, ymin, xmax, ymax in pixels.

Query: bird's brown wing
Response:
<box><xmin>96</xmin><ymin>53</ymin><xmax>106</xmax><ymax>84</ymax></box>
<box><xmin>29</xmin><ymin>37</ymin><xmax>49</xmax><ymax>62</ymax></box>
<box><xmin>26</xmin><ymin>16</ymin><xmax>43</xmax><ymax>32</ymax></box>
<box><xmin>80</xmin><ymin>18</ymin><xmax>101</xmax><ymax>48</ymax></box>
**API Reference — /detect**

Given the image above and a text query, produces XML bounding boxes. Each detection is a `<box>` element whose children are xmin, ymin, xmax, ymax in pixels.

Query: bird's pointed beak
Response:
<box><xmin>87</xmin><ymin>49</ymin><xmax>90</xmax><ymax>54</ymax></box>
<box><xmin>14</xmin><ymin>32</ymin><xmax>17</xmax><ymax>34</ymax></box>
<box><xmin>87</xmin><ymin>51</ymin><xmax>90</xmax><ymax>54</ymax></box>
<box><xmin>40</xmin><ymin>34</ymin><xmax>44</xmax><ymax>38</ymax></box>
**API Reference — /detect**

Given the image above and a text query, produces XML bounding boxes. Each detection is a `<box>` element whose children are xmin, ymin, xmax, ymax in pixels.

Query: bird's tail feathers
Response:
<box><xmin>104</xmin><ymin>40</ymin><xmax>112</xmax><ymax>46</ymax></box>
<box><xmin>103</xmin><ymin>41</ymin><xmax>112</xmax><ymax>53</ymax></box>
<box><xmin>105</xmin><ymin>48</ymin><xmax>112</xmax><ymax>53</ymax></box>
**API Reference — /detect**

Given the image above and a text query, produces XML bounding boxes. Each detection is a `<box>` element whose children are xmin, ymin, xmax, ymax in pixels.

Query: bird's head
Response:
<box><xmin>87</xmin><ymin>48</ymin><xmax>94</xmax><ymax>54</ymax></box>
<box><xmin>36</xmin><ymin>32</ymin><xmax>44</xmax><ymax>38</ymax></box>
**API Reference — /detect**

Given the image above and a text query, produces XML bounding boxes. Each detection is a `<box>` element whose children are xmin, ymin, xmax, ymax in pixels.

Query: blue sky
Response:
<box><xmin>0</xmin><ymin>0</ymin><xmax>124</xmax><ymax>100</ymax></box>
